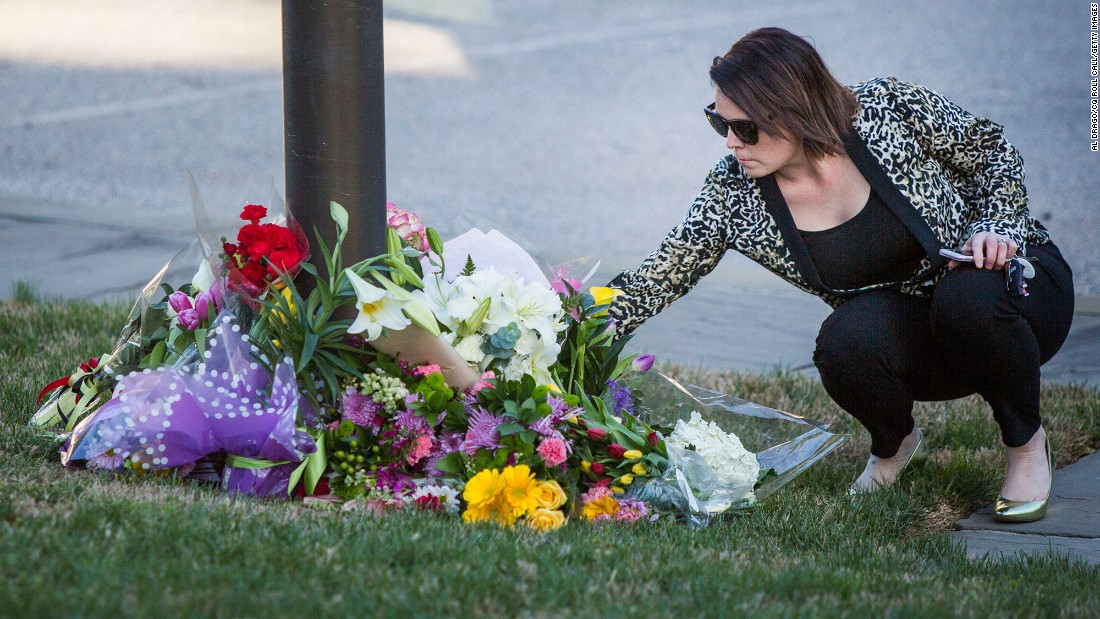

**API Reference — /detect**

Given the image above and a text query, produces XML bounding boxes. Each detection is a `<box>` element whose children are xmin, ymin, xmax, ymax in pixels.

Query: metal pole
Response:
<box><xmin>283</xmin><ymin>0</ymin><xmax>387</xmax><ymax>276</ymax></box>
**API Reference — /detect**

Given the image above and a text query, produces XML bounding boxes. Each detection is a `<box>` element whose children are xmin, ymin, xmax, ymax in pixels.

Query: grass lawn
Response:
<box><xmin>2</xmin><ymin>292</ymin><xmax>1098</xmax><ymax>617</ymax></box>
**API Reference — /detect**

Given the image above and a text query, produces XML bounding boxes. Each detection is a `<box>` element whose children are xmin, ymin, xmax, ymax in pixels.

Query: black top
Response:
<box><xmin>798</xmin><ymin>188</ymin><xmax>926</xmax><ymax>291</ymax></box>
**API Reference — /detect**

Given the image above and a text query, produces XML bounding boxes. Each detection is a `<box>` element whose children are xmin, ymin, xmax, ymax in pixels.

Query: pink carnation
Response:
<box><xmin>581</xmin><ymin>484</ymin><xmax>614</xmax><ymax>503</ymax></box>
<box><xmin>614</xmin><ymin>499</ymin><xmax>650</xmax><ymax>523</ymax></box>
<box><xmin>537</xmin><ymin>437</ymin><xmax>568</xmax><ymax>467</ymax></box>
<box><xmin>471</xmin><ymin>370</ymin><xmax>495</xmax><ymax>393</ymax></box>
<box><xmin>406</xmin><ymin>433</ymin><xmax>433</xmax><ymax>465</ymax></box>
<box><xmin>414</xmin><ymin>363</ymin><xmax>442</xmax><ymax>377</ymax></box>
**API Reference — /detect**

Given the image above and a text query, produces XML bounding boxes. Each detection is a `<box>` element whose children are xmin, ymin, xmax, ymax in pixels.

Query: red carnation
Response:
<box><xmin>240</xmin><ymin>204</ymin><xmax>266</xmax><ymax>223</ymax></box>
<box><xmin>607</xmin><ymin>444</ymin><xmax>626</xmax><ymax>460</ymax></box>
<box><xmin>586</xmin><ymin>427</ymin><xmax>607</xmax><ymax>441</ymax></box>
<box><xmin>239</xmin><ymin>261</ymin><xmax>267</xmax><ymax>288</ymax></box>
<box><xmin>223</xmin><ymin>241</ymin><xmax>238</xmax><ymax>256</ymax></box>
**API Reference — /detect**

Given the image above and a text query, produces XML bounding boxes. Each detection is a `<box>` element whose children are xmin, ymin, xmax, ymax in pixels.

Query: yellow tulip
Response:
<box><xmin>622</xmin><ymin>449</ymin><xmax>643</xmax><ymax>460</ymax></box>
<box><xmin>611</xmin><ymin>486</ymin><xmax>626</xmax><ymax>495</ymax></box>
<box><xmin>619</xmin><ymin>474</ymin><xmax>634</xmax><ymax>486</ymax></box>
<box><xmin>581</xmin><ymin>460</ymin><xmax>592</xmax><ymax>473</ymax></box>
<box><xmin>632</xmin><ymin>463</ymin><xmax>647</xmax><ymax>476</ymax></box>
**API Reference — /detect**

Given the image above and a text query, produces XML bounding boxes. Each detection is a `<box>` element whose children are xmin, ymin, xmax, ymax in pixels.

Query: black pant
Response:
<box><xmin>813</xmin><ymin>242</ymin><xmax>1075</xmax><ymax>458</ymax></box>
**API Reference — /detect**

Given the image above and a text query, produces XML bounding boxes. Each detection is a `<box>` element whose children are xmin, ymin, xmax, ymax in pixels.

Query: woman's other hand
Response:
<box><xmin>947</xmin><ymin>232</ymin><xmax>1018</xmax><ymax>270</ymax></box>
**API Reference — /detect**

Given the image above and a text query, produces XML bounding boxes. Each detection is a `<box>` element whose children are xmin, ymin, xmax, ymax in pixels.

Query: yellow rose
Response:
<box><xmin>619</xmin><ymin>474</ymin><xmax>634</xmax><ymax>486</ymax></box>
<box><xmin>622</xmin><ymin>449</ymin><xmax>643</xmax><ymax>460</ymax></box>
<box><xmin>632</xmin><ymin>463</ymin><xmax>647</xmax><ymax>476</ymax></box>
<box><xmin>536</xmin><ymin>480</ymin><xmax>568</xmax><ymax>510</ymax></box>
<box><xmin>589</xmin><ymin>287</ymin><xmax>625</xmax><ymax>316</ymax></box>
<box><xmin>527</xmin><ymin>508</ymin><xmax>566</xmax><ymax>532</ymax></box>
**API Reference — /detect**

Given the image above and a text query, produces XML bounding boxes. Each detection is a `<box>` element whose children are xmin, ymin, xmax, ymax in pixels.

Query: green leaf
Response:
<box><xmin>433</xmin><ymin>451</ymin><xmax>466</xmax><ymax>474</ymax></box>
<box><xmin>497</xmin><ymin>421</ymin><xmax>525</xmax><ymax>436</ymax></box>
<box><xmin>460</xmin><ymin>254</ymin><xmax>476</xmax><ymax>276</ymax></box>
<box><xmin>299</xmin><ymin>332</ymin><xmax>319</xmax><ymax>372</ymax></box>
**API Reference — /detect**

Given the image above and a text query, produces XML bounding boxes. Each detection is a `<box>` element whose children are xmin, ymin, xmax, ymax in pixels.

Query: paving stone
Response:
<box><xmin>956</xmin><ymin>445</ymin><xmax>1100</xmax><ymax>539</ymax></box>
<box><xmin>948</xmin><ymin>530</ymin><xmax>1100</xmax><ymax>565</ymax></box>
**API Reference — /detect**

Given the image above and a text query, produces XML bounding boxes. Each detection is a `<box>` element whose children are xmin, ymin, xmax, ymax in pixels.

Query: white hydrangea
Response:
<box><xmin>667</xmin><ymin>411</ymin><xmax>760</xmax><ymax>490</ymax></box>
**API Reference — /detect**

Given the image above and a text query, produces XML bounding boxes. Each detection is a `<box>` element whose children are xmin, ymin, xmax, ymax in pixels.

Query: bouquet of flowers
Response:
<box><xmin>30</xmin><ymin>183</ymin><xmax>844</xmax><ymax>530</ymax></box>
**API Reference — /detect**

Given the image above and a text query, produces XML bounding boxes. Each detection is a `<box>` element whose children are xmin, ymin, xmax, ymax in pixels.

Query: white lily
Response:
<box><xmin>370</xmin><ymin>272</ymin><xmax>442</xmax><ymax>337</ymax></box>
<box><xmin>345</xmin><ymin>268</ymin><xmax>410</xmax><ymax>341</ymax></box>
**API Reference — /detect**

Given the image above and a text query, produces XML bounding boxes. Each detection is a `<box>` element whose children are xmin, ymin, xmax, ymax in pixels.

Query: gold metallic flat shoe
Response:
<box><xmin>994</xmin><ymin>438</ymin><xmax>1055</xmax><ymax>523</ymax></box>
<box><xmin>849</xmin><ymin>430</ymin><xmax>926</xmax><ymax>496</ymax></box>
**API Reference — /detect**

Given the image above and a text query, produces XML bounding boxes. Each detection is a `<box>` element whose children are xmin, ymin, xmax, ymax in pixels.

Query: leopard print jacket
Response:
<box><xmin>607</xmin><ymin>76</ymin><xmax>1051</xmax><ymax>337</ymax></box>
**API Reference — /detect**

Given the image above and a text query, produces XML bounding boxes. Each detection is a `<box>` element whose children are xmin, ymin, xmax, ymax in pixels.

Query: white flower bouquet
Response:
<box><xmin>621</xmin><ymin>372</ymin><xmax>846</xmax><ymax>526</ymax></box>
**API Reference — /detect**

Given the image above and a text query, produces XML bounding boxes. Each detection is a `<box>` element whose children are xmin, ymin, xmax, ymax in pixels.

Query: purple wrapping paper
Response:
<box><xmin>63</xmin><ymin>313</ymin><xmax>315</xmax><ymax>497</ymax></box>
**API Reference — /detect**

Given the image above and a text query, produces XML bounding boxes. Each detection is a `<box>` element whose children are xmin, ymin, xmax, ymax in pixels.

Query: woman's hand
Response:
<box><xmin>947</xmin><ymin>231</ymin><xmax>1018</xmax><ymax>270</ymax></box>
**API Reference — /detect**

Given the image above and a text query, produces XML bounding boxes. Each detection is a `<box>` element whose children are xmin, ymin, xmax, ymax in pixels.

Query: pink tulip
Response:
<box><xmin>177</xmin><ymin>309</ymin><xmax>200</xmax><ymax>331</ymax></box>
<box><xmin>168</xmin><ymin>291</ymin><xmax>192</xmax><ymax>313</ymax></box>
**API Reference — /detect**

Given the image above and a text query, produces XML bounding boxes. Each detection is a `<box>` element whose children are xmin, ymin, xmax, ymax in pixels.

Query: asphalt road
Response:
<box><xmin>1</xmin><ymin>0</ymin><xmax>1097</xmax><ymax>375</ymax></box>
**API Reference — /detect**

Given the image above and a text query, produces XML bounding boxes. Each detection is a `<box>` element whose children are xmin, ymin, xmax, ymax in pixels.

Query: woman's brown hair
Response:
<box><xmin>710</xmin><ymin>27</ymin><xmax>859</xmax><ymax>160</ymax></box>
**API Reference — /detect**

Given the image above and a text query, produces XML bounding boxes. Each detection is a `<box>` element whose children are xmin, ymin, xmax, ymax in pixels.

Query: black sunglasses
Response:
<box><xmin>704</xmin><ymin>102</ymin><xmax>759</xmax><ymax>145</ymax></box>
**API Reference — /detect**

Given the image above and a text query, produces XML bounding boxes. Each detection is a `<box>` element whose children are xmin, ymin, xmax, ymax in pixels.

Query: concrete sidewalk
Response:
<box><xmin>952</xmin><ymin>448</ymin><xmax>1100</xmax><ymax>567</ymax></box>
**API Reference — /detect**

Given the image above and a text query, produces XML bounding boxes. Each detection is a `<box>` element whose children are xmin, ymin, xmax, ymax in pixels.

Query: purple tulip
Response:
<box><xmin>177</xmin><ymin>308</ymin><xmax>201</xmax><ymax>331</ymax></box>
<box><xmin>632</xmin><ymin>354</ymin><xmax>655</xmax><ymax>373</ymax></box>
<box><xmin>168</xmin><ymin>291</ymin><xmax>193</xmax><ymax>313</ymax></box>
<box><xmin>208</xmin><ymin>279</ymin><xmax>226</xmax><ymax>310</ymax></box>
<box><xmin>194</xmin><ymin>291</ymin><xmax>212</xmax><ymax>320</ymax></box>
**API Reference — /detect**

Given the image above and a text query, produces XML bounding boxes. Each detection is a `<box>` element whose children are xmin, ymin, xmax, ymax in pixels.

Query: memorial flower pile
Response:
<box><xmin>31</xmin><ymin>193</ymin><xmax>844</xmax><ymax>529</ymax></box>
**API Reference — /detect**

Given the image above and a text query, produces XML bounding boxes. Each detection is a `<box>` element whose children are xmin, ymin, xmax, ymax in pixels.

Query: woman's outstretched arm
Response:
<box><xmin>606</xmin><ymin>160</ymin><xmax>734</xmax><ymax>338</ymax></box>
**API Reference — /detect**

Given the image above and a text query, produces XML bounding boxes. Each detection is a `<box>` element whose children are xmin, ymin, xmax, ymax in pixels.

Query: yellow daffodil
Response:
<box><xmin>589</xmin><ymin>286</ymin><xmax>624</xmax><ymax>317</ymax></box>
<box><xmin>527</xmin><ymin>508</ymin><xmax>566</xmax><ymax>532</ymax></box>
<box><xmin>345</xmin><ymin>269</ymin><xmax>410</xmax><ymax>341</ymax></box>
<box><xmin>632</xmin><ymin>462</ymin><xmax>648</xmax><ymax>476</ymax></box>
<box><xmin>622</xmin><ymin>449</ymin><xmax>643</xmax><ymax>460</ymax></box>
